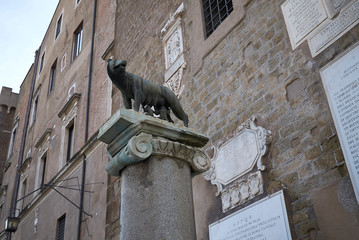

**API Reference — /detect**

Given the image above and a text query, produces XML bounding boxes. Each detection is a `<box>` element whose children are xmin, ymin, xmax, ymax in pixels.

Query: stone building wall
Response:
<box><xmin>1</xmin><ymin>0</ymin><xmax>357</xmax><ymax>239</ymax></box>
<box><xmin>0</xmin><ymin>87</ymin><xmax>19</xmax><ymax>185</ymax></box>
<box><xmin>0</xmin><ymin>0</ymin><xmax>115</xmax><ymax>239</ymax></box>
<box><xmin>183</xmin><ymin>0</ymin><xmax>359</xmax><ymax>239</ymax></box>
<box><xmin>109</xmin><ymin>0</ymin><xmax>359</xmax><ymax>239</ymax></box>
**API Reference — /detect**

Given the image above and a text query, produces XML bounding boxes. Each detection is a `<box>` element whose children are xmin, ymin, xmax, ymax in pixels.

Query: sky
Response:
<box><xmin>0</xmin><ymin>0</ymin><xmax>59</xmax><ymax>93</ymax></box>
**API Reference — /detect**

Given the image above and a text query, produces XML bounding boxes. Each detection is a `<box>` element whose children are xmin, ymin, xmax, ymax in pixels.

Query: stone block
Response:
<box><xmin>292</xmin><ymin>209</ymin><xmax>309</xmax><ymax>225</ymax></box>
<box><xmin>304</xmin><ymin>146</ymin><xmax>322</xmax><ymax>161</ymax></box>
<box><xmin>313</xmin><ymin>153</ymin><xmax>336</xmax><ymax>171</ymax></box>
<box><xmin>320</xmin><ymin>135</ymin><xmax>340</xmax><ymax>152</ymax></box>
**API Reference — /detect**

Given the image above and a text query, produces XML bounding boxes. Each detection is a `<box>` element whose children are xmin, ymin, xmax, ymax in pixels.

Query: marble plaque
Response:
<box><xmin>209</xmin><ymin>190</ymin><xmax>292</xmax><ymax>240</ymax></box>
<box><xmin>215</xmin><ymin>130</ymin><xmax>258</xmax><ymax>185</ymax></box>
<box><xmin>309</xmin><ymin>0</ymin><xmax>359</xmax><ymax>57</ymax></box>
<box><xmin>320</xmin><ymin>43</ymin><xmax>359</xmax><ymax>203</ymax></box>
<box><xmin>203</xmin><ymin>117</ymin><xmax>272</xmax><ymax>212</ymax></box>
<box><xmin>281</xmin><ymin>0</ymin><xmax>327</xmax><ymax>49</ymax></box>
<box><xmin>323</xmin><ymin>0</ymin><xmax>354</xmax><ymax>18</ymax></box>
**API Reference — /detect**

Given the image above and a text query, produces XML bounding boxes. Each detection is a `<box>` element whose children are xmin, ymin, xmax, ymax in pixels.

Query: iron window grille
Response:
<box><xmin>56</xmin><ymin>214</ymin><xmax>66</xmax><ymax>240</ymax></box>
<box><xmin>202</xmin><ymin>0</ymin><xmax>233</xmax><ymax>38</ymax></box>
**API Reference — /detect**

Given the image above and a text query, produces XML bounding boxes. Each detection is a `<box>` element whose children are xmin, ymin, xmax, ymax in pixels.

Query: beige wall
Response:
<box><xmin>1</xmin><ymin>0</ymin><xmax>115</xmax><ymax>239</ymax></box>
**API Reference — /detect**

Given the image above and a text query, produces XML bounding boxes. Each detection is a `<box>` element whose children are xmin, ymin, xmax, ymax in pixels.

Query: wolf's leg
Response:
<box><xmin>123</xmin><ymin>96</ymin><xmax>132</xmax><ymax>109</ymax></box>
<box><xmin>133</xmin><ymin>81</ymin><xmax>142</xmax><ymax>111</ymax></box>
<box><xmin>159</xmin><ymin>106</ymin><xmax>168</xmax><ymax>121</ymax></box>
<box><xmin>167</xmin><ymin>110</ymin><xmax>174</xmax><ymax>123</ymax></box>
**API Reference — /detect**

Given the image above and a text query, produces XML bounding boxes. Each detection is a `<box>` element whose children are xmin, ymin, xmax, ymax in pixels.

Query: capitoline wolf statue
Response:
<box><xmin>106</xmin><ymin>59</ymin><xmax>189</xmax><ymax>127</ymax></box>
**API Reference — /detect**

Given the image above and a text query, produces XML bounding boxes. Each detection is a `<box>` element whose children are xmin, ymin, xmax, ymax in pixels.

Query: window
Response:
<box><xmin>202</xmin><ymin>0</ymin><xmax>233</xmax><ymax>38</ymax></box>
<box><xmin>66</xmin><ymin>123</ymin><xmax>74</xmax><ymax>161</ymax></box>
<box><xmin>15</xmin><ymin>177</ymin><xmax>27</xmax><ymax>216</ymax></box>
<box><xmin>56</xmin><ymin>214</ymin><xmax>66</xmax><ymax>240</ymax></box>
<box><xmin>30</xmin><ymin>94</ymin><xmax>39</xmax><ymax>126</ymax></box>
<box><xmin>72</xmin><ymin>22</ymin><xmax>83</xmax><ymax>61</ymax></box>
<box><xmin>39</xmin><ymin>52</ymin><xmax>45</xmax><ymax>73</ymax></box>
<box><xmin>7</xmin><ymin>121</ymin><xmax>18</xmax><ymax>159</ymax></box>
<box><xmin>61</xmin><ymin>54</ymin><xmax>66</xmax><ymax>72</ymax></box>
<box><xmin>20</xmin><ymin>179</ymin><xmax>27</xmax><ymax>211</ymax></box>
<box><xmin>55</xmin><ymin>14</ymin><xmax>62</xmax><ymax>39</ymax></box>
<box><xmin>40</xmin><ymin>154</ymin><xmax>47</xmax><ymax>188</ymax></box>
<box><xmin>49</xmin><ymin>59</ymin><xmax>57</xmax><ymax>93</ymax></box>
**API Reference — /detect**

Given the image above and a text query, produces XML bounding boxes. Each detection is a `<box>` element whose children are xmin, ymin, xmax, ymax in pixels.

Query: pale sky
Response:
<box><xmin>0</xmin><ymin>0</ymin><xmax>59</xmax><ymax>93</ymax></box>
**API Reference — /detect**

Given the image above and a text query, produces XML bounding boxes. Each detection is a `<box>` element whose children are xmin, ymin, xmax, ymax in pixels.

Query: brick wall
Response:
<box><xmin>110</xmin><ymin>0</ymin><xmax>359</xmax><ymax>239</ymax></box>
<box><xmin>0</xmin><ymin>87</ymin><xmax>19</xmax><ymax>186</ymax></box>
<box><xmin>183</xmin><ymin>0</ymin><xmax>359</xmax><ymax>239</ymax></box>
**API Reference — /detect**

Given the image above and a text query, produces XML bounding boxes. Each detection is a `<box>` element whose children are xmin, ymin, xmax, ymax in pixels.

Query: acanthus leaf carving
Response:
<box><xmin>105</xmin><ymin>134</ymin><xmax>210</xmax><ymax>176</ymax></box>
<box><xmin>219</xmin><ymin>171</ymin><xmax>264</xmax><ymax>213</ymax></box>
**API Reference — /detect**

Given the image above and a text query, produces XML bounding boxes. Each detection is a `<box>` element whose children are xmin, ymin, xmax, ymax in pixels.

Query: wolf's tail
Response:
<box><xmin>161</xmin><ymin>86</ymin><xmax>189</xmax><ymax>127</ymax></box>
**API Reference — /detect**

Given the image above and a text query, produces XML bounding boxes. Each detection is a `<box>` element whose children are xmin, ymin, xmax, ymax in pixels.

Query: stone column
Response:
<box><xmin>98</xmin><ymin>109</ymin><xmax>210</xmax><ymax>240</ymax></box>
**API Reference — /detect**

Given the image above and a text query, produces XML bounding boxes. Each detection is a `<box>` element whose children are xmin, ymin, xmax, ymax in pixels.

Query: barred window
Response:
<box><xmin>56</xmin><ymin>214</ymin><xmax>66</xmax><ymax>240</ymax></box>
<box><xmin>202</xmin><ymin>0</ymin><xmax>233</xmax><ymax>38</ymax></box>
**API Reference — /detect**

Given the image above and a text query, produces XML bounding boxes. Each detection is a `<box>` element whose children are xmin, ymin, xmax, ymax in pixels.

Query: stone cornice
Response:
<box><xmin>98</xmin><ymin>109</ymin><xmax>210</xmax><ymax>176</ymax></box>
<box><xmin>34</xmin><ymin>128</ymin><xmax>53</xmax><ymax>148</ymax></box>
<box><xmin>58</xmin><ymin>93</ymin><xmax>81</xmax><ymax>118</ymax></box>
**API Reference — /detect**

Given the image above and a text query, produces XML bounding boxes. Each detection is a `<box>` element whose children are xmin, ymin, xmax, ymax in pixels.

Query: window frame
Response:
<box><xmin>20</xmin><ymin>178</ymin><xmax>27</xmax><ymax>211</ymax></box>
<box><xmin>56</xmin><ymin>214</ymin><xmax>66</xmax><ymax>240</ymax></box>
<box><xmin>30</xmin><ymin>93</ymin><xmax>39</xmax><ymax>126</ymax></box>
<box><xmin>202</xmin><ymin>0</ymin><xmax>234</xmax><ymax>38</ymax></box>
<box><xmin>66</xmin><ymin>121</ymin><xmax>75</xmax><ymax>162</ymax></box>
<box><xmin>49</xmin><ymin>59</ymin><xmax>57</xmax><ymax>93</ymax></box>
<box><xmin>55</xmin><ymin>14</ymin><xmax>63</xmax><ymax>40</ymax></box>
<box><xmin>7</xmin><ymin>119</ymin><xmax>19</xmax><ymax>159</ymax></box>
<box><xmin>61</xmin><ymin>53</ymin><xmax>67</xmax><ymax>72</ymax></box>
<box><xmin>39</xmin><ymin>52</ymin><xmax>45</xmax><ymax>74</ymax></box>
<box><xmin>72</xmin><ymin>22</ymin><xmax>83</xmax><ymax>61</ymax></box>
<box><xmin>40</xmin><ymin>153</ymin><xmax>47</xmax><ymax>189</ymax></box>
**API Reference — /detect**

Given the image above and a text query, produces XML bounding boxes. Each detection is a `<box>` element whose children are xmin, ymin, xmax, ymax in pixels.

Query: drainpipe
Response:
<box><xmin>8</xmin><ymin>48</ymin><xmax>41</xmax><ymax>240</ymax></box>
<box><xmin>76</xmin><ymin>0</ymin><xmax>97</xmax><ymax>239</ymax></box>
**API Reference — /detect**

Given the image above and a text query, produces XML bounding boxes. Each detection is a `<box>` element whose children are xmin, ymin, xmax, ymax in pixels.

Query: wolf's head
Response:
<box><xmin>107</xmin><ymin>59</ymin><xmax>127</xmax><ymax>75</ymax></box>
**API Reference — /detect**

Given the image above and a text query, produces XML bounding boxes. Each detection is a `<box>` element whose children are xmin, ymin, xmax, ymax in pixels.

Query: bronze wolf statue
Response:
<box><xmin>106</xmin><ymin>59</ymin><xmax>189</xmax><ymax>127</ymax></box>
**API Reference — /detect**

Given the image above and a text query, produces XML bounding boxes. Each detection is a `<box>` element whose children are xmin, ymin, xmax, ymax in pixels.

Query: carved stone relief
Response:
<box><xmin>35</xmin><ymin>129</ymin><xmax>52</xmax><ymax>159</ymax></box>
<box><xmin>164</xmin><ymin>65</ymin><xmax>185</xmax><ymax>96</ymax></box>
<box><xmin>0</xmin><ymin>185</ymin><xmax>8</xmax><ymax>207</ymax></box>
<box><xmin>220</xmin><ymin>171</ymin><xmax>264</xmax><ymax>212</ymax></box>
<box><xmin>203</xmin><ymin>116</ymin><xmax>272</xmax><ymax>212</ymax></box>
<box><xmin>161</xmin><ymin>3</ymin><xmax>186</xmax><ymax>97</ymax></box>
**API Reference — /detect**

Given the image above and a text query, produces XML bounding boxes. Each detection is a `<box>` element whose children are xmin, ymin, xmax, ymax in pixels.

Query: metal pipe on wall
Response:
<box><xmin>8</xmin><ymin>47</ymin><xmax>41</xmax><ymax>240</ymax></box>
<box><xmin>76</xmin><ymin>0</ymin><xmax>97</xmax><ymax>239</ymax></box>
